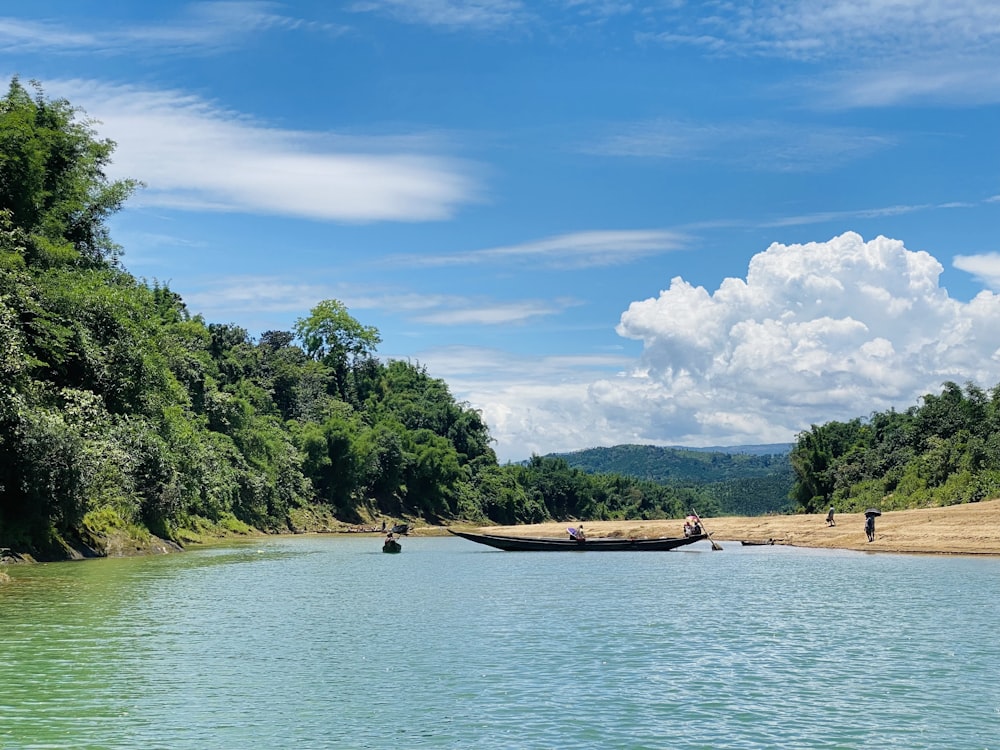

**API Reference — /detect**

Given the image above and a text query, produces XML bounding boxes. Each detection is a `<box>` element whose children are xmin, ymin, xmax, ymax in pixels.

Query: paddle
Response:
<box><xmin>691</xmin><ymin>510</ymin><xmax>723</xmax><ymax>551</ymax></box>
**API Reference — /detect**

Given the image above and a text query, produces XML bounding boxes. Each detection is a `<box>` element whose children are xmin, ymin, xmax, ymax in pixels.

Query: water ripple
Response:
<box><xmin>2</xmin><ymin>538</ymin><xmax>998</xmax><ymax>749</ymax></box>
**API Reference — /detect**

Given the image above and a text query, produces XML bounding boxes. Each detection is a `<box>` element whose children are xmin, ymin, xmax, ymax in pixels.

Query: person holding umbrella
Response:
<box><xmin>864</xmin><ymin>508</ymin><xmax>881</xmax><ymax>542</ymax></box>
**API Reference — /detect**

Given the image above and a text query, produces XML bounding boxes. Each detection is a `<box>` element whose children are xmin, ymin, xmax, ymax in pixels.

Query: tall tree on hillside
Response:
<box><xmin>294</xmin><ymin>299</ymin><xmax>380</xmax><ymax>400</ymax></box>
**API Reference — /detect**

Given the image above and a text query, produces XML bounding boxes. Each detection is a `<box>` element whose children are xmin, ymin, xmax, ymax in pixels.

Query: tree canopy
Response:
<box><xmin>789</xmin><ymin>380</ymin><xmax>1000</xmax><ymax>513</ymax></box>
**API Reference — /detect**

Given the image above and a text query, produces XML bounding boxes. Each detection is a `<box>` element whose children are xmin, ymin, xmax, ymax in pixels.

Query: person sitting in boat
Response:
<box><xmin>575</xmin><ymin>524</ymin><xmax>586</xmax><ymax>541</ymax></box>
<box><xmin>683</xmin><ymin>520</ymin><xmax>694</xmax><ymax>537</ymax></box>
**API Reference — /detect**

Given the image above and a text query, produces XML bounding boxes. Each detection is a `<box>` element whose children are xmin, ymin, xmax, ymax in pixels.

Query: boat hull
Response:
<box><xmin>448</xmin><ymin>529</ymin><xmax>707</xmax><ymax>552</ymax></box>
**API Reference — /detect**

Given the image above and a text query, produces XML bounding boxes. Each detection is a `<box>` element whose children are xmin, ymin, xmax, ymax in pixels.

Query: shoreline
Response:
<box><xmin>471</xmin><ymin>498</ymin><xmax>1000</xmax><ymax>556</ymax></box>
<box><xmin>4</xmin><ymin>499</ymin><xmax>998</xmax><ymax>566</ymax></box>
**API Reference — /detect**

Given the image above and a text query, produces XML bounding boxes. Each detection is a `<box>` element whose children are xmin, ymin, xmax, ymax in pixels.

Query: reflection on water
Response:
<box><xmin>2</xmin><ymin>537</ymin><xmax>998</xmax><ymax>749</ymax></box>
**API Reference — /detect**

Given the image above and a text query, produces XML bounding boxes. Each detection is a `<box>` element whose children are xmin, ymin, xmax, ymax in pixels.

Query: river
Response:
<box><xmin>1</xmin><ymin>535</ymin><xmax>998</xmax><ymax>749</ymax></box>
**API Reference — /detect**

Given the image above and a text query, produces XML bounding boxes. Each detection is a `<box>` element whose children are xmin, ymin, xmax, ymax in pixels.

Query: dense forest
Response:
<box><xmin>0</xmin><ymin>79</ymin><xmax>710</xmax><ymax>558</ymax></box>
<box><xmin>789</xmin><ymin>380</ymin><xmax>1000</xmax><ymax>513</ymax></box>
<box><xmin>550</xmin><ymin>445</ymin><xmax>796</xmax><ymax>516</ymax></box>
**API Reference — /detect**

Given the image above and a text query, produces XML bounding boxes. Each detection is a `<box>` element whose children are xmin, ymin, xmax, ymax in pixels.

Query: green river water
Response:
<box><xmin>1</xmin><ymin>535</ymin><xmax>998</xmax><ymax>749</ymax></box>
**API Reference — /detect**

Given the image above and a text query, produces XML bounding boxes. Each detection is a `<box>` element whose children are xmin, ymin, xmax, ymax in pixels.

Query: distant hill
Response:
<box><xmin>547</xmin><ymin>444</ymin><xmax>795</xmax><ymax>516</ymax></box>
<box><xmin>677</xmin><ymin>443</ymin><xmax>795</xmax><ymax>456</ymax></box>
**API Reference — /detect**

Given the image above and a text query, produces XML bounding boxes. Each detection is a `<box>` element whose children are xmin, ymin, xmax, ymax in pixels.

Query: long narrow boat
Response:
<box><xmin>448</xmin><ymin>529</ymin><xmax>708</xmax><ymax>552</ymax></box>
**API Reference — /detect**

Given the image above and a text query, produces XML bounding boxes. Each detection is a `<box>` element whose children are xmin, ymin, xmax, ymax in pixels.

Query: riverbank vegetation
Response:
<box><xmin>790</xmin><ymin>380</ymin><xmax>1000</xmax><ymax>513</ymax></box>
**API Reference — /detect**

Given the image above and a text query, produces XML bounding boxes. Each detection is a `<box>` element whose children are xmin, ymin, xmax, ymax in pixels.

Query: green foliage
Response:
<box><xmin>552</xmin><ymin>444</ymin><xmax>794</xmax><ymax>516</ymax></box>
<box><xmin>790</xmin><ymin>380</ymin><xmax>1000</xmax><ymax>513</ymax></box>
<box><xmin>0</xmin><ymin>78</ymin><xmax>140</xmax><ymax>268</ymax></box>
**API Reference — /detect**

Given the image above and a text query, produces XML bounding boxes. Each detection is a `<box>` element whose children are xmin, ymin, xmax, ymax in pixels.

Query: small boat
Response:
<box><xmin>741</xmin><ymin>539</ymin><xmax>777</xmax><ymax>546</ymax></box>
<box><xmin>448</xmin><ymin>529</ymin><xmax>707</xmax><ymax>552</ymax></box>
<box><xmin>382</xmin><ymin>539</ymin><xmax>402</xmax><ymax>554</ymax></box>
<box><xmin>390</xmin><ymin>523</ymin><xmax>409</xmax><ymax>535</ymax></box>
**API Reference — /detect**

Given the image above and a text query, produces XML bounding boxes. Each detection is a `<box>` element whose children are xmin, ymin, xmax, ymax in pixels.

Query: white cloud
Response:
<box><xmin>641</xmin><ymin>1</ymin><xmax>1000</xmax><ymax>106</ymax></box>
<box><xmin>609</xmin><ymin>232</ymin><xmax>1000</xmax><ymax>439</ymax></box>
<box><xmin>811</xmin><ymin>56</ymin><xmax>1000</xmax><ymax>108</ymax></box>
<box><xmin>410</xmin><ymin>345</ymin><xmax>636</xmax><ymax>461</ymax></box>
<box><xmin>349</xmin><ymin>0</ymin><xmax>530</xmax><ymax>31</ymax></box>
<box><xmin>171</xmin><ymin>276</ymin><xmax>579</xmax><ymax>335</ymax></box>
<box><xmin>649</xmin><ymin>1</ymin><xmax>1000</xmax><ymax>61</ymax></box>
<box><xmin>390</xmin><ymin>229</ymin><xmax>686</xmax><ymax>268</ymax></box>
<box><xmin>585</xmin><ymin>119</ymin><xmax>893</xmax><ymax>172</ymax></box>
<box><xmin>180</xmin><ymin>276</ymin><xmax>333</xmax><ymax>317</ymax></box>
<box><xmin>954</xmin><ymin>252</ymin><xmax>1000</xmax><ymax>289</ymax></box>
<box><xmin>0</xmin><ymin>2</ymin><xmax>344</xmax><ymax>55</ymax></box>
<box><xmin>50</xmin><ymin>79</ymin><xmax>479</xmax><ymax>222</ymax></box>
<box><xmin>347</xmin><ymin>288</ymin><xmax>582</xmax><ymax>325</ymax></box>
<box><xmin>412</xmin><ymin>299</ymin><xmax>577</xmax><ymax>325</ymax></box>
<box><xmin>430</xmin><ymin>233</ymin><xmax>1000</xmax><ymax>461</ymax></box>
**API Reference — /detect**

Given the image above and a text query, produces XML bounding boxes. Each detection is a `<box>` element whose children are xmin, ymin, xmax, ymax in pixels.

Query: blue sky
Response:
<box><xmin>3</xmin><ymin>1</ymin><xmax>1000</xmax><ymax>461</ymax></box>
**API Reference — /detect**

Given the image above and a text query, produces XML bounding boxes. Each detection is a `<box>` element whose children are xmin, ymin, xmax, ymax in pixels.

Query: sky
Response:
<box><xmin>3</xmin><ymin>1</ymin><xmax>1000</xmax><ymax>462</ymax></box>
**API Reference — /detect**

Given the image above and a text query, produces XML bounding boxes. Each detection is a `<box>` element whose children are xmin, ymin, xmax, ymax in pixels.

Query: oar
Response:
<box><xmin>692</xmin><ymin>510</ymin><xmax>723</xmax><ymax>551</ymax></box>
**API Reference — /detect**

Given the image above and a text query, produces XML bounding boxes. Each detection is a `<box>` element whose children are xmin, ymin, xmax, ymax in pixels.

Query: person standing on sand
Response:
<box><xmin>826</xmin><ymin>506</ymin><xmax>836</xmax><ymax>526</ymax></box>
<box><xmin>865</xmin><ymin>514</ymin><xmax>875</xmax><ymax>542</ymax></box>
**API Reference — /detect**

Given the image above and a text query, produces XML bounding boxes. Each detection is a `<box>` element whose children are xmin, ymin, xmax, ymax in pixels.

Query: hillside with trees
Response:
<box><xmin>789</xmin><ymin>380</ymin><xmax>1000</xmax><ymax>514</ymax></box>
<box><xmin>0</xmin><ymin>79</ymin><xmax>709</xmax><ymax>558</ymax></box>
<box><xmin>550</xmin><ymin>445</ymin><xmax>796</xmax><ymax>516</ymax></box>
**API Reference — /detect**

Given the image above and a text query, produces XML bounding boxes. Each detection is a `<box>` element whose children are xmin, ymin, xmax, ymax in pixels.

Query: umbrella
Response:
<box><xmin>864</xmin><ymin>508</ymin><xmax>882</xmax><ymax>517</ymax></box>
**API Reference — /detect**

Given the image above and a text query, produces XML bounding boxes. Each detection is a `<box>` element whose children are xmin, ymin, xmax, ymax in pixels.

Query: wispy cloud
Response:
<box><xmin>348</xmin><ymin>0</ymin><xmax>531</xmax><ymax>31</ymax></box>
<box><xmin>809</xmin><ymin>57</ymin><xmax>1000</xmax><ymax>108</ymax></box>
<box><xmin>0</xmin><ymin>2</ymin><xmax>344</xmax><ymax>55</ymax></box>
<box><xmin>180</xmin><ymin>276</ymin><xmax>333</xmax><ymax>317</ymax></box>
<box><xmin>48</xmin><ymin>79</ymin><xmax>480</xmax><ymax>222</ymax></box>
<box><xmin>954</xmin><ymin>253</ymin><xmax>1000</xmax><ymax>290</ymax></box>
<box><xmin>639</xmin><ymin>1</ymin><xmax>1000</xmax><ymax>107</ymax></box>
<box><xmin>644</xmin><ymin>1</ymin><xmax>1000</xmax><ymax>61</ymax></box>
<box><xmin>584</xmin><ymin>119</ymin><xmax>893</xmax><ymax>172</ymax></box>
<box><xmin>758</xmin><ymin>199</ymin><xmax>981</xmax><ymax>229</ymax></box>
<box><xmin>176</xmin><ymin>276</ymin><xmax>578</xmax><ymax>330</ymax></box>
<box><xmin>348</xmin><ymin>289</ymin><xmax>582</xmax><ymax>325</ymax></box>
<box><xmin>411</xmin><ymin>299</ymin><xmax>577</xmax><ymax>325</ymax></box>
<box><xmin>388</xmin><ymin>229</ymin><xmax>687</xmax><ymax>269</ymax></box>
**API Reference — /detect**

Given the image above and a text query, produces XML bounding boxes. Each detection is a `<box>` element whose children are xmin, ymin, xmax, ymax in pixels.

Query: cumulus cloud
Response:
<box><xmin>51</xmin><ymin>80</ymin><xmax>478</xmax><ymax>222</ymax></box>
<box><xmin>440</xmin><ymin>233</ymin><xmax>1000</xmax><ymax>461</ymax></box>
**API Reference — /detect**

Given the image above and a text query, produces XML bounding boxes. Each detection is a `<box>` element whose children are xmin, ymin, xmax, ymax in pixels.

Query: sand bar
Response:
<box><xmin>475</xmin><ymin>498</ymin><xmax>1000</xmax><ymax>556</ymax></box>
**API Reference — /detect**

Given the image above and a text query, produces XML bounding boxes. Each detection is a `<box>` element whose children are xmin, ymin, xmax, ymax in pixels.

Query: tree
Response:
<box><xmin>294</xmin><ymin>299</ymin><xmax>380</xmax><ymax>368</ymax></box>
<box><xmin>0</xmin><ymin>77</ymin><xmax>140</xmax><ymax>268</ymax></box>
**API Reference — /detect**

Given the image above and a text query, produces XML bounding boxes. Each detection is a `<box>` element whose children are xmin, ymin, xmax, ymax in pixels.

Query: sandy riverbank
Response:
<box><xmin>467</xmin><ymin>498</ymin><xmax>1000</xmax><ymax>556</ymax></box>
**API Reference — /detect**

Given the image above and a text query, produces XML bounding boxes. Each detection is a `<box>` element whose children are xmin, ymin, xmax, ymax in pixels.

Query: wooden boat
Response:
<box><xmin>382</xmin><ymin>539</ymin><xmax>402</xmax><ymax>554</ymax></box>
<box><xmin>448</xmin><ymin>529</ymin><xmax>707</xmax><ymax>552</ymax></box>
